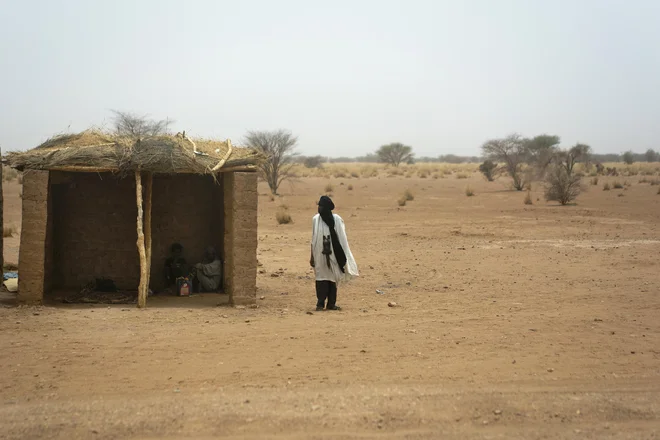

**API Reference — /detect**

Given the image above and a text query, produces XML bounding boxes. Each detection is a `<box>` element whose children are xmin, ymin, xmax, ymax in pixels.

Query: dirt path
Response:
<box><xmin>1</xmin><ymin>174</ymin><xmax>659</xmax><ymax>438</ymax></box>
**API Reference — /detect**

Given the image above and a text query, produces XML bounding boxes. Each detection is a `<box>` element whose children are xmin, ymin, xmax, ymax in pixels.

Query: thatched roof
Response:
<box><xmin>6</xmin><ymin>130</ymin><xmax>263</xmax><ymax>175</ymax></box>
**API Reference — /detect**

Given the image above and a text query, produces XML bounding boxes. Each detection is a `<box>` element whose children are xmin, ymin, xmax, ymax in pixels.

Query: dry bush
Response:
<box><xmin>350</xmin><ymin>171</ymin><xmax>359</xmax><ymax>178</ymax></box>
<box><xmin>612</xmin><ymin>181</ymin><xmax>623</xmax><ymax>189</ymax></box>
<box><xmin>524</xmin><ymin>191</ymin><xmax>533</xmax><ymax>205</ymax></box>
<box><xmin>479</xmin><ymin>160</ymin><xmax>497</xmax><ymax>181</ymax></box>
<box><xmin>360</xmin><ymin>166</ymin><xmax>379</xmax><ymax>178</ymax></box>
<box><xmin>276</xmin><ymin>209</ymin><xmax>292</xmax><ymax>224</ymax></box>
<box><xmin>397</xmin><ymin>197</ymin><xmax>407</xmax><ymax>206</ymax></box>
<box><xmin>3</xmin><ymin>225</ymin><xmax>16</xmax><ymax>237</ymax></box>
<box><xmin>456</xmin><ymin>173</ymin><xmax>469</xmax><ymax>179</ymax></box>
<box><xmin>3</xmin><ymin>262</ymin><xmax>18</xmax><ymax>271</ymax></box>
<box><xmin>465</xmin><ymin>186</ymin><xmax>475</xmax><ymax>196</ymax></box>
<box><xmin>603</xmin><ymin>182</ymin><xmax>611</xmax><ymax>191</ymax></box>
<box><xmin>591</xmin><ymin>177</ymin><xmax>599</xmax><ymax>185</ymax></box>
<box><xmin>347</xmin><ymin>184</ymin><xmax>353</xmax><ymax>191</ymax></box>
<box><xmin>324</xmin><ymin>183</ymin><xmax>334</xmax><ymax>193</ymax></box>
<box><xmin>432</xmin><ymin>173</ymin><xmax>440</xmax><ymax>179</ymax></box>
<box><xmin>442</xmin><ymin>169</ymin><xmax>453</xmax><ymax>175</ymax></box>
<box><xmin>403</xmin><ymin>189</ymin><xmax>414</xmax><ymax>201</ymax></box>
<box><xmin>3</xmin><ymin>166</ymin><xmax>18</xmax><ymax>182</ymax></box>
<box><xmin>418</xmin><ymin>169</ymin><xmax>429</xmax><ymax>178</ymax></box>
<box><xmin>334</xmin><ymin>171</ymin><xmax>347</xmax><ymax>178</ymax></box>
<box><xmin>650</xmin><ymin>179</ymin><xmax>660</xmax><ymax>186</ymax></box>
<box><xmin>639</xmin><ymin>177</ymin><xmax>649</xmax><ymax>184</ymax></box>
<box><xmin>544</xmin><ymin>165</ymin><xmax>583</xmax><ymax>205</ymax></box>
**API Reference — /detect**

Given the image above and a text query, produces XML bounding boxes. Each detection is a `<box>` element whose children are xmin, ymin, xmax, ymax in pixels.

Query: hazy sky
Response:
<box><xmin>1</xmin><ymin>0</ymin><xmax>659</xmax><ymax>157</ymax></box>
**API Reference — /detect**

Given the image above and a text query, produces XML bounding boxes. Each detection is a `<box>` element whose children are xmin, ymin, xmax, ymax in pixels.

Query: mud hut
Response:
<box><xmin>6</xmin><ymin>130</ymin><xmax>262</xmax><ymax>307</ymax></box>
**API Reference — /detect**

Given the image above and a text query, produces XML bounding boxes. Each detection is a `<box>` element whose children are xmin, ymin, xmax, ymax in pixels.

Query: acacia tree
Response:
<box><xmin>645</xmin><ymin>149</ymin><xmax>658</xmax><ymax>162</ymax></box>
<box><xmin>481</xmin><ymin>134</ymin><xmax>528</xmax><ymax>190</ymax></box>
<box><xmin>244</xmin><ymin>129</ymin><xmax>298</xmax><ymax>195</ymax></box>
<box><xmin>556</xmin><ymin>143</ymin><xmax>592</xmax><ymax>176</ymax></box>
<box><xmin>111</xmin><ymin>110</ymin><xmax>173</xmax><ymax>139</ymax></box>
<box><xmin>524</xmin><ymin>134</ymin><xmax>560</xmax><ymax>176</ymax></box>
<box><xmin>622</xmin><ymin>150</ymin><xmax>634</xmax><ymax>165</ymax></box>
<box><xmin>376</xmin><ymin>143</ymin><xmax>414</xmax><ymax>167</ymax></box>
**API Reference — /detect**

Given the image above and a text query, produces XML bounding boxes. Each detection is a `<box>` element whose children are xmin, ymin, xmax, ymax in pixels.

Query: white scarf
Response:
<box><xmin>311</xmin><ymin>213</ymin><xmax>359</xmax><ymax>284</ymax></box>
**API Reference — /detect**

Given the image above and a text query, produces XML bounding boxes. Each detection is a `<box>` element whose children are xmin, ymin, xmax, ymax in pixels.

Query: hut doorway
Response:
<box><xmin>46</xmin><ymin>172</ymin><xmax>224</xmax><ymax>299</ymax></box>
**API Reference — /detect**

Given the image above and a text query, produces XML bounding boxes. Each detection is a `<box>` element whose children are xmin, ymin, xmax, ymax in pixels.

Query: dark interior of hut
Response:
<box><xmin>43</xmin><ymin>172</ymin><xmax>225</xmax><ymax>304</ymax></box>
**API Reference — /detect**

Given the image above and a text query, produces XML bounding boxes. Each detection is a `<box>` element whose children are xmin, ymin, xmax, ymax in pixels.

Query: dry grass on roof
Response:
<box><xmin>6</xmin><ymin>129</ymin><xmax>263</xmax><ymax>175</ymax></box>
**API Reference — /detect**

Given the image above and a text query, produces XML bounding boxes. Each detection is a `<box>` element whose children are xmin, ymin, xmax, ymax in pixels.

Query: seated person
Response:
<box><xmin>193</xmin><ymin>246</ymin><xmax>223</xmax><ymax>292</ymax></box>
<box><xmin>165</xmin><ymin>243</ymin><xmax>189</xmax><ymax>287</ymax></box>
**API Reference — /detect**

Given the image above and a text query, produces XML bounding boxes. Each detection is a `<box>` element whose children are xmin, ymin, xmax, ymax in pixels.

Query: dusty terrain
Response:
<box><xmin>1</xmin><ymin>171</ymin><xmax>659</xmax><ymax>439</ymax></box>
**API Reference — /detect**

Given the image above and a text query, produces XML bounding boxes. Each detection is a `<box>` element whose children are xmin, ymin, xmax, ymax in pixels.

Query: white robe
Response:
<box><xmin>311</xmin><ymin>213</ymin><xmax>359</xmax><ymax>284</ymax></box>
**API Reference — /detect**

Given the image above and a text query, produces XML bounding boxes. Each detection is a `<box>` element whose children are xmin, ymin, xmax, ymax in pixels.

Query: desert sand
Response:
<box><xmin>1</xmin><ymin>172</ymin><xmax>659</xmax><ymax>439</ymax></box>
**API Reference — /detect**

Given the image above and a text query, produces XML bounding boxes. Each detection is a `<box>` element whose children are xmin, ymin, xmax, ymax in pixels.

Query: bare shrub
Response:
<box><xmin>111</xmin><ymin>110</ymin><xmax>173</xmax><ymax>138</ymax></box>
<box><xmin>544</xmin><ymin>165</ymin><xmax>583</xmax><ymax>205</ymax></box>
<box><xmin>456</xmin><ymin>173</ymin><xmax>469</xmax><ymax>179</ymax></box>
<box><xmin>465</xmin><ymin>186</ymin><xmax>475</xmax><ymax>196</ymax></box>
<box><xmin>638</xmin><ymin>177</ymin><xmax>649</xmax><ymax>184</ymax></box>
<box><xmin>403</xmin><ymin>189</ymin><xmax>414</xmax><ymax>201</ymax></box>
<box><xmin>324</xmin><ymin>183</ymin><xmax>334</xmax><ymax>193</ymax></box>
<box><xmin>397</xmin><ymin>197</ymin><xmax>407</xmax><ymax>206</ymax></box>
<box><xmin>650</xmin><ymin>179</ymin><xmax>660</xmax><ymax>186</ymax></box>
<box><xmin>3</xmin><ymin>225</ymin><xmax>16</xmax><ymax>237</ymax></box>
<box><xmin>603</xmin><ymin>182</ymin><xmax>610</xmax><ymax>191</ymax></box>
<box><xmin>591</xmin><ymin>177</ymin><xmax>599</xmax><ymax>186</ymax></box>
<box><xmin>276</xmin><ymin>210</ymin><xmax>292</xmax><ymax>224</ymax></box>
<box><xmin>418</xmin><ymin>169</ymin><xmax>429</xmax><ymax>178</ymax></box>
<box><xmin>612</xmin><ymin>181</ymin><xmax>623</xmax><ymax>189</ymax></box>
<box><xmin>350</xmin><ymin>172</ymin><xmax>359</xmax><ymax>178</ymax></box>
<box><xmin>524</xmin><ymin>191</ymin><xmax>533</xmax><ymax>205</ymax></box>
<box><xmin>245</xmin><ymin>129</ymin><xmax>298</xmax><ymax>195</ymax></box>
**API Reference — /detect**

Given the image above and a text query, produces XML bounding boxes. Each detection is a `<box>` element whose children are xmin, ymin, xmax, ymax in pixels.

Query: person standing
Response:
<box><xmin>310</xmin><ymin>196</ymin><xmax>358</xmax><ymax>310</ymax></box>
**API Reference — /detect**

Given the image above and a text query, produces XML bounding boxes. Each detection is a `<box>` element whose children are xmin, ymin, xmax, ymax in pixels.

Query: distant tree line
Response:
<box><xmin>294</xmin><ymin>148</ymin><xmax>658</xmax><ymax>167</ymax></box>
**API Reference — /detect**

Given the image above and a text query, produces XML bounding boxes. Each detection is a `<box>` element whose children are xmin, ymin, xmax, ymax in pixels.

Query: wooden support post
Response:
<box><xmin>0</xmin><ymin>148</ymin><xmax>4</xmax><ymax>279</ymax></box>
<box><xmin>144</xmin><ymin>172</ymin><xmax>153</xmax><ymax>292</ymax></box>
<box><xmin>135</xmin><ymin>171</ymin><xmax>148</xmax><ymax>308</ymax></box>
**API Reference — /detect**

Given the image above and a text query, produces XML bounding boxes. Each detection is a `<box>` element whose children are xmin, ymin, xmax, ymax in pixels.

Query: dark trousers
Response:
<box><xmin>316</xmin><ymin>281</ymin><xmax>337</xmax><ymax>309</ymax></box>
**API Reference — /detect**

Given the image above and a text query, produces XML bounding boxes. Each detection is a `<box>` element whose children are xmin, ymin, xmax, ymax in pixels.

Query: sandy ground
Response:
<box><xmin>1</xmin><ymin>173</ymin><xmax>660</xmax><ymax>439</ymax></box>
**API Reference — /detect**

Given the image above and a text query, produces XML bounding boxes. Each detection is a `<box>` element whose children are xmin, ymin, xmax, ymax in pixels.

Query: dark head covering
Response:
<box><xmin>317</xmin><ymin>196</ymin><xmax>346</xmax><ymax>272</ymax></box>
